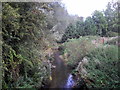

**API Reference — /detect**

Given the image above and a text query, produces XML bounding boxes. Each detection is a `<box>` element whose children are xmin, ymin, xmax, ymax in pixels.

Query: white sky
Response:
<box><xmin>61</xmin><ymin>0</ymin><xmax>113</xmax><ymax>17</ymax></box>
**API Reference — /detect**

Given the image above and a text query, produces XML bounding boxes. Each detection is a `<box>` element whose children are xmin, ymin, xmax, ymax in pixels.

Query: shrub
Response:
<box><xmin>84</xmin><ymin>45</ymin><xmax>119</xmax><ymax>88</ymax></box>
<box><xmin>63</xmin><ymin>36</ymin><xmax>99</xmax><ymax>67</ymax></box>
<box><xmin>106</xmin><ymin>37</ymin><xmax>120</xmax><ymax>46</ymax></box>
<box><xmin>2</xmin><ymin>2</ymin><xmax>51</xmax><ymax>88</ymax></box>
<box><xmin>106</xmin><ymin>31</ymin><xmax>118</xmax><ymax>37</ymax></box>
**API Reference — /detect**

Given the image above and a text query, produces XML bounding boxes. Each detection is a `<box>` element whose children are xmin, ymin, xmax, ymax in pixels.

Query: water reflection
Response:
<box><xmin>50</xmin><ymin>51</ymin><xmax>70</xmax><ymax>88</ymax></box>
<box><xmin>65</xmin><ymin>74</ymin><xmax>75</xmax><ymax>88</ymax></box>
<box><xmin>50</xmin><ymin>51</ymin><xmax>75</xmax><ymax>89</ymax></box>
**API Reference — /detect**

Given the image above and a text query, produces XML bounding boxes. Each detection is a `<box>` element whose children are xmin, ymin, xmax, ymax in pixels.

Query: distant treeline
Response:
<box><xmin>61</xmin><ymin>1</ymin><xmax>119</xmax><ymax>42</ymax></box>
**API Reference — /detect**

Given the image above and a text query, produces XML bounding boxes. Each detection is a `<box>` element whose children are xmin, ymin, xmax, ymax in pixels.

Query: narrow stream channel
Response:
<box><xmin>50</xmin><ymin>51</ymin><xmax>75</xmax><ymax>88</ymax></box>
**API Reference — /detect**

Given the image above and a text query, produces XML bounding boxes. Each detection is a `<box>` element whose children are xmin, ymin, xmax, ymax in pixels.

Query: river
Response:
<box><xmin>50</xmin><ymin>51</ymin><xmax>75</xmax><ymax>88</ymax></box>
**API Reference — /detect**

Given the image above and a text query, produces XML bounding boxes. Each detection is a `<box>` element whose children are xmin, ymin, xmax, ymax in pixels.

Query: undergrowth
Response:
<box><xmin>84</xmin><ymin>45</ymin><xmax>119</xmax><ymax>88</ymax></box>
<box><xmin>63</xmin><ymin>36</ymin><xmax>99</xmax><ymax>67</ymax></box>
<box><xmin>62</xmin><ymin>36</ymin><xmax>119</xmax><ymax>88</ymax></box>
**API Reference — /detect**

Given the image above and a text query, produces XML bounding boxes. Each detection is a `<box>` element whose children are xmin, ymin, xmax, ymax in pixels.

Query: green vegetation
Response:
<box><xmin>61</xmin><ymin>35</ymin><xmax>119</xmax><ymax>88</ymax></box>
<box><xmin>85</xmin><ymin>46</ymin><xmax>119</xmax><ymax>88</ymax></box>
<box><xmin>60</xmin><ymin>4</ymin><xmax>119</xmax><ymax>89</ymax></box>
<box><xmin>62</xmin><ymin>36</ymin><xmax>100</xmax><ymax>66</ymax></box>
<box><xmin>106</xmin><ymin>31</ymin><xmax>118</xmax><ymax>37</ymax></box>
<box><xmin>106</xmin><ymin>37</ymin><xmax>120</xmax><ymax>45</ymax></box>
<box><xmin>2</xmin><ymin>2</ymin><xmax>52</xmax><ymax>88</ymax></box>
<box><xmin>61</xmin><ymin>1</ymin><xmax>118</xmax><ymax>42</ymax></box>
<box><xmin>2</xmin><ymin>0</ymin><xmax>119</xmax><ymax>89</ymax></box>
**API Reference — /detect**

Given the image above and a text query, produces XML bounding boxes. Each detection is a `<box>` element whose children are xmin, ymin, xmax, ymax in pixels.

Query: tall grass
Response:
<box><xmin>62</xmin><ymin>36</ymin><xmax>119</xmax><ymax>88</ymax></box>
<box><xmin>85</xmin><ymin>45</ymin><xmax>119</xmax><ymax>88</ymax></box>
<box><xmin>63</xmin><ymin>36</ymin><xmax>100</xmax><ymax>67</ymax></box>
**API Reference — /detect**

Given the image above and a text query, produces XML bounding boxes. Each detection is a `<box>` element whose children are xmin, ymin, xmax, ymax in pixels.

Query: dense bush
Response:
<box><xmin>63</xmin><ymin>36</ymin><xmax>99</xmax><ymax>67</ymax></box>
<box><xmin>2</xmin><ymin>2</ymin><xmax>51</xmax><ymax>88</ymax></box>
<box><xmin>106</xmin><ymin>37</ymin><xmax>120</xmax><ymax>45</ymax></box>
<box><xmin>85</xmin><ymin>46</ymin><xmax>119</xmax><ymax>88</ymax></box>
<box><xmin>62</xmin><ymin>36</ymin><xmax>119</xmax><ymax>88</ymax></box>
<box><xmin>106</xmin><ymin>31</ymin><xmax>118</xmax><ymax>37</ymax></box>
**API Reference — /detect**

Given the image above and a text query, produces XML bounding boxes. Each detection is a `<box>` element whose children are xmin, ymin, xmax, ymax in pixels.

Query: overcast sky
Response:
<box><xmin>61</xmin><ymin>0</ymin><xmax>113</xmax><ymax>17</ymax></box>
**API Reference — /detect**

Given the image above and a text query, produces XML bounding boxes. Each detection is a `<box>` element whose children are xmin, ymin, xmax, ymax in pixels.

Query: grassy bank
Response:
<box><xmin>85</xmin><ymin>45</ymin><xmax>119</xmax><ymax>88</ymax></box>
<box><xmin>62</xmin><ymin>36</ymin><xmax>100</xmax><ymax>67</ymax></box>
<box><xmin>61</xmin><ymin>36</ymin><xmax>120</xmax><ymax>88</ymax></box>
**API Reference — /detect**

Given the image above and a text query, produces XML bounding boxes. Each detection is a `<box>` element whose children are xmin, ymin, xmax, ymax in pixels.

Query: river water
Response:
<box><xmin>50</xmin><ymin>51</ymin><xmax>75</xmax><ymax>88</ymax></box>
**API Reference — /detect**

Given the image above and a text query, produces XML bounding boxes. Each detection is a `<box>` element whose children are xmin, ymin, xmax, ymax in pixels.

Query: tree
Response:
<box><xmin>61</xmin><ymin>23</ymin><xmax>75</xmax><ymax>42</ymax></box>
<box><xmin>92</xmin><ymin>10</ymin><xmax>107</xmax><ymax>36</ymax></box>
<box><xmin>2</xmin><ymin>2</ymin><xmax>51</xmax><ymax>88</ymax></box>
<box><xmin>75</xmin><ymin>20</ymin><xmax>85</xmax><ymax>36</ymax></box>
<box><xmin>104</xmin><ymin>1</ymin><xmax>119</xmax><ymax>33</ymax></box>
<box><xmin>84</xmin><ymin>16</ymin><xmax>97</xmax><ymax>35</ymax></box>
